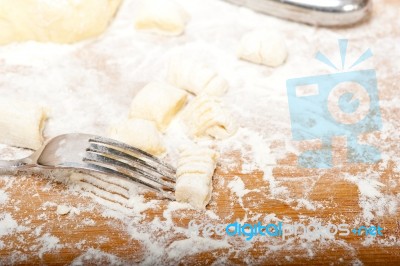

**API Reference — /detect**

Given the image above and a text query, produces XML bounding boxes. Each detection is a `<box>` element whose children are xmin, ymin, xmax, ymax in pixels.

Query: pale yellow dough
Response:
<box><xmin>175</xmin><ymin>145</ymin><xmax>219</xmax><ymax>209</ymax></box>
<box><xmin>167</xmin><ymin>55</ymin><xmax>229</xmax><ymax>96</ymax></box>
<box><xmin>134</xmin><ymin>0</ymin><xmax>190</xmax><ymax>36</ymax></box>
<box><xmin>109</xmin><ymin>118</ymin><xmax>166</xmax><ymax>156</ymax></box>
<box><xmin>0</xmin><ymin>0</ymin><xmax>122</xmax><ymax>45</ymax></box>
<box><xmin>238</xmin><ymin>29</ymin><xmax>288</xmax><ymax>67</ymax></box>
<box><xmin>182</xmin><ymin>95</ymin><xmax>238</xmax><ymax>140</ymax></box>
<box><xmin>129</xmin><ymin>82</ymin><xmax>187</xmax><ymax>132</ymax></box>
<box><xmin>0</xmin><ymin>98</ymin><xmax>47</xmax><ymax>150</ymax></box>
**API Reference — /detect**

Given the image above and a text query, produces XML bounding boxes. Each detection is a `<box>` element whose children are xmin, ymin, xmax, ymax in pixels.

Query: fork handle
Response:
<box><xmin>0</xmin><ymin>158</ymin><xmax>34</xmax><ymax>175</ymax></box>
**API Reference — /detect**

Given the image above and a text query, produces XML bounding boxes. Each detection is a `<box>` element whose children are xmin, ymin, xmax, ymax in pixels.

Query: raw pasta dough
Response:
<box><xmin>175</xmin><ymin>145</ymin><xmax>219</xmax><ymax>209</ymax></box>
<box><xmin>167</xmin><ymin>56</ymin><xmax>228</xmax><ymax>96</ymax></box>
<box><xmin>237</xmin><ymin>29</ymin><xmax>287</xmax><ymax>67</ymax></box>
<box><xmin>109</xmin><ymin>118</ymin><xmax>165</xmax><ymax>156</ymax></box>
<box><xmin>0</xmin><ymin>0</ymin><xmax>122</xmax><ymax>44</ymax></box>
<box><xmin>129</xmin><ymin>82</ymin><xmax>187</xmax><ymax>132</ymax></box>
<box><xmin>134</xmin><ymin>0</ymin><xmax>190</xmax><ymax>36</ymax></box>
<box><xmin>0</xmin><ymin>98</ymin><xmax>47</xmax><ymax>149</ymax></box>
<box><xmin>182</xmin><ymin>95</ymin><xmax>238</xmax><ymax>139</ymax></box>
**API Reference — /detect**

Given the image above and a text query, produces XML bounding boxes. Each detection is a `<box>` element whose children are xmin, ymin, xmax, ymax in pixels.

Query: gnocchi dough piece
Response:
<box><xmin>129</xmin><ymin>82</ymin><xmax>187</xmax><ymax>132</ymax></box>
<box><xmin>0</xmin><ymin>0</ymin><xmax>122</xmax><ymax>45</ymax></box>
<box><xmin>56</xmin><ymin>205</ymin><xmax>71</xmax><ymax>215</ymax></box>
<box><xmin>0</xmin><ymin>98</ymin><xmax>47</xmax><ymax>149</ymax></box>
<box><xmin>237</xmin><ymin>29</ymin><xmax>287</xmax><ymax>67</ymax></box>
<box><xmin>134</xmin><ymin>0</ymin><xmax>190</xmax><ymax>36</ymax></box>
<box><xmin>167</xmin><ymin>56</ymin><xmax>228</xmax><ymax>96</ymax></box>
<box><xmin>182</xmin><ymin>96</ymin><xmax>238</xmax><ymax>140</ymax></box>
<box><xmin>109</xmin><ymin>118</ymin><xmax>165</xmax><ymax>156</ymax></box>
<box><xmin>175</xmin><ymin>145</ymin><xmax>219</xmax><ymax>209</ymax></box>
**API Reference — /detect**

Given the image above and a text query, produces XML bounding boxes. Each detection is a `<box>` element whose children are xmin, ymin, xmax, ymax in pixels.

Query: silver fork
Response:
<box><xmin>224</xmin><ymin>0</ymin><xmax>371</xmax><ymax>26</ymax></box>
<box><xmin>0</xmin><ymin>133</ymin><xmax>176</xmax><ymax>200</ymax></box>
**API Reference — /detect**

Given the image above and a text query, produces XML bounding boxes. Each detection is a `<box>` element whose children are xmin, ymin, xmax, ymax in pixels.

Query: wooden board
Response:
<box><xmin>1</xmin><ymin>141</ymin><xmax>400</xmax><ymax>265</ymax></box>
<box><xmin>1</xmin><ymin>0</ymin><xmax>400</xmax><ymax>264</ymax></box>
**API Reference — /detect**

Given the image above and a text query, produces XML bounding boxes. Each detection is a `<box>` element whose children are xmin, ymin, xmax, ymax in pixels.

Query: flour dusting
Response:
<box><xmin>0</xmin><ymin>0</ymin><xmax>399</xmax><ymax>264</ymax></box>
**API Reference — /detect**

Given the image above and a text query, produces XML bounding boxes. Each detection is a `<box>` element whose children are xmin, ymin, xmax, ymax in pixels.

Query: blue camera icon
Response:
<box><xmin>286</xmin><ymin>40</ymin><xmax>382</xmax><ymax>168</ymax></box>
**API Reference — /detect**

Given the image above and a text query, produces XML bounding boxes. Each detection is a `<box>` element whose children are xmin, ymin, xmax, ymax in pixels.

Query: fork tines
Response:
<box><xmin>82</xmin><ymin>136</ymin><xmax>176</xmax><ymax>200</ymax></box>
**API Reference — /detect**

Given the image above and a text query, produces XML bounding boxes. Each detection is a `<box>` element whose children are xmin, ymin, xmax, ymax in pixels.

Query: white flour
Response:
<box><xmin>0</xmin><ymin>190</ymin><xmax>8</xmax><ymax>205</ymax></box>
<box><xmin>0</xmin><ymin>0</ymin><xmax>399</xmax><ymax>264</ymax></box>
<box><xmin>70</xmin><ymin>248</ymin><xmax>126</xmax><ymax>266</ymax></box>
<box><xmin>0</xmin><ymin>214</ymin><xmax>19</xmax><ymax>237</ymax></box>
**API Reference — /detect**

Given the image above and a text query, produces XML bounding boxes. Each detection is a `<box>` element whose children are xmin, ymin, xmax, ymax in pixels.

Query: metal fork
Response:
<box><xmin>224</xmin><ymin>0</ymin><xmax>371</xmax><ymax>26</ymax></box>
<box><xmin>0</xmin><ymin>133</ymin><xmax>176</xmax><ymax>200</ymax></box>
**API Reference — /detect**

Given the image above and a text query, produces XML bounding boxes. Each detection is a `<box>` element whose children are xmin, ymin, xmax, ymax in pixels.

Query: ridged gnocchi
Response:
<box><xmin>182</xmin><ymin>95</ymin><xmax>238</xmax><ymax>140</ymax></box>
<box><xmin>175</xmin><ymin>145</ymin><xmax>219</xmax><ymax>209</ymax></box>
<box><xmin>167</xmin><ymin>56</ymin><xmax>228</xmax><ymax>96</ymax></box>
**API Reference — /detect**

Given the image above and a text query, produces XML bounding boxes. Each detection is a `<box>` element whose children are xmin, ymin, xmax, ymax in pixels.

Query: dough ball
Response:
<box><xmin>167</xmin><ymin>55</ymin><xmax>229</xmax><ymax>96</ymax></box>
<box><xmin>109</xmin><ymin>118</ymin><xmax>165</xmax><ymax>156</ymax></box>
<box><xmin>0</xmin><ymin>0</ymin><xmax>122</xmax><ymax>45</ymax></box>
<box><xmin>129</xmin><ymin>82</ymin><xmax>187</xmax><ymax>132</ymax></box>
<box><xmin>237</xmin><ymin>29</ymin><xmax>288</xmax><ymax>67</ymax></box>
<box><xmin>134</xmin><ymin>0</ymin><xmax>190</xmax><ymax>36</ymax></box>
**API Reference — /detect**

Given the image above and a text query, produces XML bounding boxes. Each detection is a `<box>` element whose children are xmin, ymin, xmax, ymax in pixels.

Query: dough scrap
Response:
<box><xmin>0</xmin><ymin>98</ymin><xmax>47</xmax><ymax>150</ymax></box>
<box><xmin>182</xmin><ymin>95</ymin><xmax>238</xmax><ymax>140</ymax></box>
<box><xmin>56</xmin><ymin>205</ymin><xmax>71</xmax><ymax>215</ymax></box>
<box><xmin>109</xmin><ymin>118</ymin><xmax>165</xmax><ymax>156</ymax></box>
<box><xmin>167</xmin><ymin>56</ymin><xmax>228</xmax><ymax>96</ymax></box>
<box><xmin>129</xmin><ymin>82</ymin><xmax>187</xmax><ymax>132</ymax></box>
<box><xmin>175</xmin><ymin>145</ymin><xmax>219</xmax><ymax>209</ymax></box>
<box><xmin>134</xmin><ymin>0</ymin><xmax>190</xmax><ymax>36</ymax></box>
<box><xmin>0</xmin><ymin>0</ymin><xmax>122</xmax><ymax>45</ymax></box>
<box><xmin>237</xmin><ymin>29</ymin><xmax>287</xmax><ymax>67</ymax></box>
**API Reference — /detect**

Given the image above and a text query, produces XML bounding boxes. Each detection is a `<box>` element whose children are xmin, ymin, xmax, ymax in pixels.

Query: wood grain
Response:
<box><xmin>1</xmin><ymin>144</ymin><xmax>400</xmax><ymax>265</ymax></box>
<box><xmin>1</xmin><ymin>0</ymin><xmax>400</xmax><ymax>264</ymax></box>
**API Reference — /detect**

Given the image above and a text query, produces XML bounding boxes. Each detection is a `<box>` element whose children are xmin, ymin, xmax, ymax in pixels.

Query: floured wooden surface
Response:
<box><xmin>0</xmin><ymin>0</ymin><xmax>400</xmax><ymax>264</ymax></box>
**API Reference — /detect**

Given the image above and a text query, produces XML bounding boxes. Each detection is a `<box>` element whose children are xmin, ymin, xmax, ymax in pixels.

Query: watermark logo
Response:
<box><xmin>188</xmin><ymin>220</ymin><xmax>384</xmax><ymax>241</ymax></box>
<box><xmin>286</xmin><ymin>39</ymin><xmax>382</xmax><ymax>168</ymax></box>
